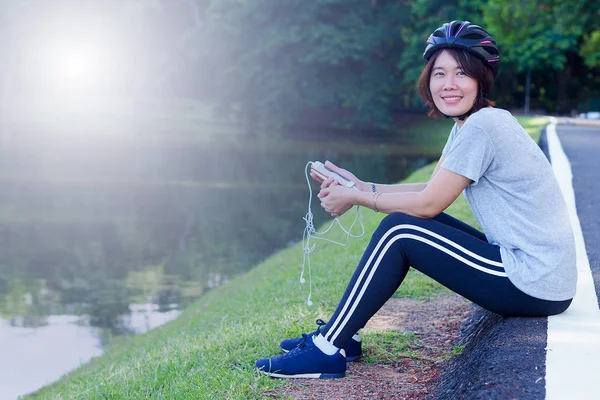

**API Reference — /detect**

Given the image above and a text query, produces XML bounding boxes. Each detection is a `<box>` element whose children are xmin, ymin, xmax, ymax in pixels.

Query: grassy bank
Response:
<box><xmin>29</xmin><ymin>116</ymin><xmax>548</xmax><ymax>400</ymax></box>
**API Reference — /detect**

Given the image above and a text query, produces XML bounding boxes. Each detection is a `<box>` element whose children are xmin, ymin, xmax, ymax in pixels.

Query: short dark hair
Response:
<box><xmin>418</xmin><ymin>48</ymin><xmax>495</xmax><ymax>118</ymax></box>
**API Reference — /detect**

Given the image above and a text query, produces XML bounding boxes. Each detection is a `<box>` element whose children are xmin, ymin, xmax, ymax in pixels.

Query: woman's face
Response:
<box><xmin>429</xmin><ymin>50</ymin><xmax>478</xmax><ymax>124</ymax></box>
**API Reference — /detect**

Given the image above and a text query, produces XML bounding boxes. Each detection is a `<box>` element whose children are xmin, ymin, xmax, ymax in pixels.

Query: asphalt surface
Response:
<box><xmin>432</xmin><ymin>120</ymin><xmax>600</xmax><ymax>400</ymax></box>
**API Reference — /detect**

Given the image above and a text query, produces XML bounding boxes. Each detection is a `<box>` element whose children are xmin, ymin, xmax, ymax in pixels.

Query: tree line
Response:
<box><xmin>1</xmin><ymin>0</ymin><xmax>599</xmax><ymax>132</ymax></box>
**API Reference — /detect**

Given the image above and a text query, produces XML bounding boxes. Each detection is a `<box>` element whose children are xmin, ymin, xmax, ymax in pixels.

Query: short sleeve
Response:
<box><xmin>441</xmin><ymin>123</ymin><xmax>459</xmax><ymax>157</ymax></box>
<box><xmin>442</xmin><ymin>124</ymin><xmax>494</xmax><ymax>184</ymax></box>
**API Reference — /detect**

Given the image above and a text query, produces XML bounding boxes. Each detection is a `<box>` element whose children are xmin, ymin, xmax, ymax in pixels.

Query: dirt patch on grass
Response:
<box><xmin>265</xmin><ymin>294</ymin><xmax>470</xmax><ymax>400</ymax></box>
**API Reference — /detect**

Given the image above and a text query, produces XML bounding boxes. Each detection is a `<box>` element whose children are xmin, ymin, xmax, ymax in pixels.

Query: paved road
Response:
<box><xmin>433</xmin><ymin>119</ymin><xmax>600</xmax><ymax>400</ymax></box>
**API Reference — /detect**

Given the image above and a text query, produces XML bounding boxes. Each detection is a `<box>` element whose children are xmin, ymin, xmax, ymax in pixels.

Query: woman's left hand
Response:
<box><xmin>318</xmin><ymin>185</ymin><xmax>355</xmax><ymax>217</ymax></box>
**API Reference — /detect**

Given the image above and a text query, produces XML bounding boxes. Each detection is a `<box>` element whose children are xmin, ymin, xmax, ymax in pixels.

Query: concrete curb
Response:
<box><xmin>431</xmin><ymin>305</ymin><xmax>547</xmax><ymax>399</ymax></box>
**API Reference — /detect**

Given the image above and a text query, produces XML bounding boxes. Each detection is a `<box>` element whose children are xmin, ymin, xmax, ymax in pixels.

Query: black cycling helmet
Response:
<box><xmin>423</xmin><ymin>20</ymin><xmax>500</xmax><ymax>76</ymax></box>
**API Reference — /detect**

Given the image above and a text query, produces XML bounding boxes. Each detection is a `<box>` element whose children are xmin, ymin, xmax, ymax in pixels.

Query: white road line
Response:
<box><xmin>546</xmin><ymin>118</ymin><xmax>600</xmax><ymax>399</ymax></box>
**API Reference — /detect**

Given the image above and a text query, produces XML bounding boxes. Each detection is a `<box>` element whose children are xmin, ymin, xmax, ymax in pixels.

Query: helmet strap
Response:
<box><xmin>442</xmin><ymin>112</ymin><xmax>469</xmax><ymax>121</ymax></box>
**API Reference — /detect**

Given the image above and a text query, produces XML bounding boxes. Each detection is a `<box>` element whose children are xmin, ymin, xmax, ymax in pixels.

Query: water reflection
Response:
<box><xmin>0</xmin><ymin>132</ymin><xmax>432</xmax><ymax>399</ymax></box>
<box><xmin>0</xmin><ymin>306</ymin><xmax>179</xmax><ymax>400</ymax></box>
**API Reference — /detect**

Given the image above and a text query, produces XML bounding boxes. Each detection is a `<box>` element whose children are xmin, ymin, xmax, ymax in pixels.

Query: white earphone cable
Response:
<box><xmin>300</xmin><ymin>162</ymin><xmax>365</xmax><ymax>306</ymax></box>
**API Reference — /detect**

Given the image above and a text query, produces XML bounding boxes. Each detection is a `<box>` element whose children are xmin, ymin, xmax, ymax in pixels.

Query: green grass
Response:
<box><xmin>28</xmin><ymin>116</ymin><xmax>548</xmax><ymax>400</ymax></box>
<box><xmin>360</xmin><ymin>330</ymin><xmax>420</xmax><ymax>365</ymax></box>
<box><xmin>515</xmin><ymin>115</ymin><xmax>548</xmax><ymax>141</ymax></box>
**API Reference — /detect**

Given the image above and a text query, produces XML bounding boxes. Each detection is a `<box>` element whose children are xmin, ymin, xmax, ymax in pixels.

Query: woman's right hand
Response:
<box><xmin>310</xmin><ymin>160</ymin><xmax>368</xmax><ymax>192</ymax></box>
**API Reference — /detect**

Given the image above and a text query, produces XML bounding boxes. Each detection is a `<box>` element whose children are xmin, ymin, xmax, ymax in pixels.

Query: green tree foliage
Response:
<box><xmin>581</xmin><ymin>30</ymin><xmax>600</xmax><ymax>68</ymax></box>
<box><xmin>176</xmin><ymin>0</ymin><xmax>412</xmax><ymax>129</ymax></box>
<box><xmin>2</xmin><ymin>0</ymin><xmax>600</xmax><ymax>129</ymax></box>
<box><xmin>483</xmin><ymin>0</ymin><xmax>586</xmax><ymax>71</ymax></box>
<box><xmin>482</xmin><ymin>0</ymin><xmax>600</xmax><ymax>112</ymax></box>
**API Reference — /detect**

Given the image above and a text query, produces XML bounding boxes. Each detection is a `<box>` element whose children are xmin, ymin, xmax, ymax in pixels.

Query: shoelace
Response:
<box><xmin>283</xmin><ymin>333</ymin><xmax>312</xmax><ymax>358</ymax></box>
<box><xmin>314</xmin><ymin>318</ymin><xmax>326</xmax><ymax>332</ymax></box>
<box><xmin>299</xmin><ymin>333</ymin><xmax>311</xmax><ymax>348</ymax></box>
<box><xmin>281</xmin><ymin>319</ymin><xmax>328</xmax><ymax>360</ymax></box>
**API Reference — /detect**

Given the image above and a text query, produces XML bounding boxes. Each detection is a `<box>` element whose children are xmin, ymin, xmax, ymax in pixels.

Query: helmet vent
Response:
<box><xmin>462</xmin><ymin>33</ymin><xmax>485</xmax><ymax>40</ymax></box>
<box><xmin>482</xmin><ymin>46</ymin><xmax>499</xmax><ymax>56</ymax></box>
<box><xmin>450</xmin><ymin>23</ymin><xmax>464</xmax><ymax>36</ymax></box>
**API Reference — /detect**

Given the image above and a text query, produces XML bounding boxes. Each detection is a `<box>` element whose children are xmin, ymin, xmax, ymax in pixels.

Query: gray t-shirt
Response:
<box><xmin>442</xmin><ymin>107</ymin><xmax>576</xmax><ymax>301</ymax></box>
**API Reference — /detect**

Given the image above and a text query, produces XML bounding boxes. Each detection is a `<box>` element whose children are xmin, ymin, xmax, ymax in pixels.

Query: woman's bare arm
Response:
<box><xmin>372</xmin><ymin>156</ymin><xmax>445</xmax><ymax>194</ymax></box>
<box><xmin>351</xmin><ymin>163</ymin><xmax>469</xmax><ymax>218</ymax></box>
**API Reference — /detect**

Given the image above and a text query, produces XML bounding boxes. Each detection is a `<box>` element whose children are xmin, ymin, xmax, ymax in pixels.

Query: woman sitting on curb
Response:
<box><xmin>255</xmin><ymin>20</ymin><xmax>577</xmax><ymax>379</ymax></box>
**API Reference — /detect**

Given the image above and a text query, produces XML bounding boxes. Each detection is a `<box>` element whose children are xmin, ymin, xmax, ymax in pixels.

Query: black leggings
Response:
<box><xmin>322</xmin><ymin>212</ymin><xmax>572</xmax><ymax>348</ymax></box>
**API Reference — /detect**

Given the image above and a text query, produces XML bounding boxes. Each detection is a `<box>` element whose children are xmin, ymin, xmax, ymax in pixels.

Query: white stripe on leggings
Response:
<box><xmin>325</xmin><ymin>224</ymin><xmax>506</xmax><ymax>343</ymax></box>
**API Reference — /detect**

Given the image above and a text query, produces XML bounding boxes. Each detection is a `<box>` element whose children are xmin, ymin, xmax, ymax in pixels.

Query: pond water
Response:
<box><xmin>0</xmin><ymin>132</ymin><xmax>434</xmax><ymax>398</ymax></box>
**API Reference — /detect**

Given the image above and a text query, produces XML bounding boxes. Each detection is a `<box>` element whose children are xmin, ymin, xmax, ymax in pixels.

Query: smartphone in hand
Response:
<box><xmin>310</xmin><ymin>161</ymin><xmax>355</xmax><ymax>188</ymax></box>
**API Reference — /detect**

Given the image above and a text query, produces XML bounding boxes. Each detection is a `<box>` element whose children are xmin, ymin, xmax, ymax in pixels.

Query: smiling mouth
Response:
<box><xmin>442</xmin><ymin>96</ymin><xmax>462</xmax><ymax>102</ymax></box>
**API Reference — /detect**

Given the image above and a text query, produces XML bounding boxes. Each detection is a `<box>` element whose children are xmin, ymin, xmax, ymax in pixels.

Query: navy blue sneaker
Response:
<box><xmin>255</xmin><ymin>333</ymin><xmax>346</xmax><ymax>378</ymax></box>
<box><xmin>280</xmin><ymin>319</ymin><xmax>362</xmax><ymax>361</ymax></box>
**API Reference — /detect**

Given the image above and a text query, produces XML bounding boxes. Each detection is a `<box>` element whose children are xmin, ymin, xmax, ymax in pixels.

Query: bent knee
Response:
<box><xmin>373</xmin><ymin>213</ymin><xmax>430</xmax><ymax>238</ymax></box>
<box><xmin>379</xmin><ymin>212</ymin><xmax>427</xmax><ymax>230</ymax></box>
